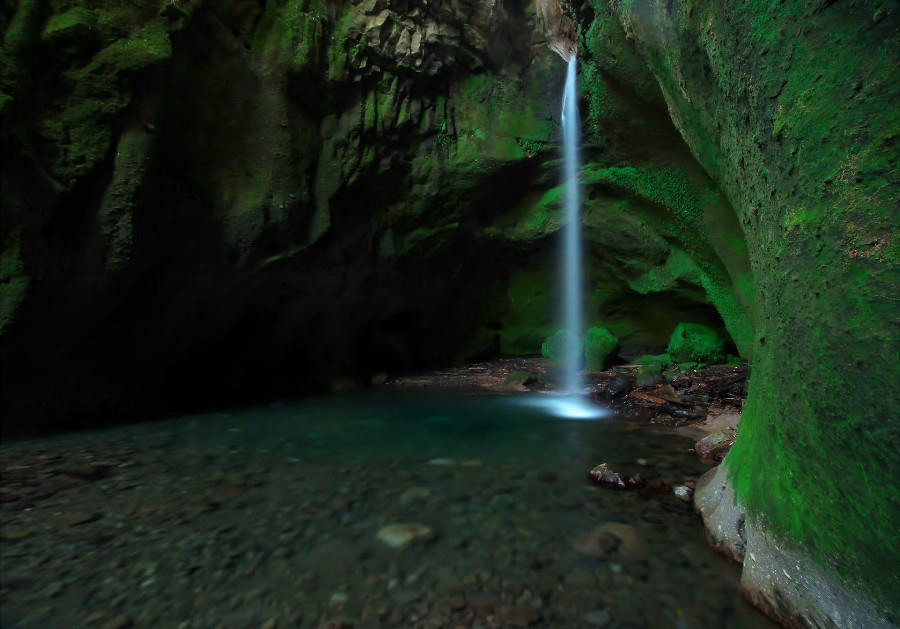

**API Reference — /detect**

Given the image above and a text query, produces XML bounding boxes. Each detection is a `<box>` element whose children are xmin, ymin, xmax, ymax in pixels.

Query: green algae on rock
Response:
<box><xmin>576</xmin><ymin>0</ymin><xmax>899</xmax><ymax>622</ymax></box>
<box><xmin>666</xmin><ymin>322</ymin><xmax>727</xmax><ymax>365</ymax></box>
<box><xmin>541</xmin><ymin>326</ymin><xmax>619</xmax><ymax>372</ymax></box>
<box><xmin>584</xmin><ymin>326</ymin><xmax>618</xmax><ymax>371</ymax></box>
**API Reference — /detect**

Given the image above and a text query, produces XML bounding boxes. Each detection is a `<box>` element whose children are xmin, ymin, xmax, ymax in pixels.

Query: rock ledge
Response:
<box><xmin>695</xmin><ymin>462</ymin><xmax>893</xmax><ymax>628</ymax></box>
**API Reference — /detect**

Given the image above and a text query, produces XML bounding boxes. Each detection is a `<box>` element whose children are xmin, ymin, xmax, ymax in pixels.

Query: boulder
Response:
<box><xmin>694</xmin><ymin>431</ymin><xmax>736</xmax><ymax>461</ymax></box>
<box><xmin>541</xmin><ymin>327</ymin><xmax>618</xmax><ymax>371</ymax></box>
<box><xmin>695</xmin><ymin>463</ymin><xmax>893</xmax><ymax>628</ymax></box>
<box><xmin>666</xmin><ymin>322</ymin><xmax>727</xmax><ymax>364</ymax></box>
<box><xmin>584</xmin><ymin>327</ymin><xmax>619</xmax><ymax>371</ymax></box>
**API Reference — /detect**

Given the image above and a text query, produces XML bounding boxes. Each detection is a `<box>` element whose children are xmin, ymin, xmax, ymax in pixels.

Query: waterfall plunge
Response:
<box><xmin>529</xmin><ymin>55</ymin><xmax>607</xmax><ymax>420</ymax></box>
<box><xmin>507</xmin><ymin>56</ymin><xmax>608</xmax><ymax>420</ymax></box>
<box><xmin>561</xmin><ymin>55</ymin><xmax>582</xmax><ymax>396</ymax></box>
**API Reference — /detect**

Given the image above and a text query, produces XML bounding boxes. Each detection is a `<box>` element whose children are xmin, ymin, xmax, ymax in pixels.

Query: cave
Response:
<box><xmin>0</xmin><ymin>1</ymin><xmax>896</xmax><ymax>627</ymax></box>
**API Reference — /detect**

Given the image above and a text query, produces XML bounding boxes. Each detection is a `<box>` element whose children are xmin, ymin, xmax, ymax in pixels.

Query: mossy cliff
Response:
<box><xmin>575</xmin><ymin>0</ymin><xmax>899</xmax><ymax>623</ymax></box>
<box><xmin>0</xmin><ymin>0</ymin><xmax>745</xmax><ymax>433</ymax></box>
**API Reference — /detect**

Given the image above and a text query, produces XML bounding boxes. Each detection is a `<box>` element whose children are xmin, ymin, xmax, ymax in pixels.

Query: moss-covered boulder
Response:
<box><xmin>540</xmin><ymin>328</ymin><xmax>569</xmax><ymax>365</ymax></box>
<box><xmin>666</xmin><ymin>322</ymin><xmax>727</xmax><ymax>365</ymax></box>
<box><xmin>584</xmin><ymin>326</ymin><xmax>618</xmax><ymax>371</ymax></box>
<box><xmin>540</xmin><ymin>326</ymin><xmax>618</xmax><ymax>371</ymax></box>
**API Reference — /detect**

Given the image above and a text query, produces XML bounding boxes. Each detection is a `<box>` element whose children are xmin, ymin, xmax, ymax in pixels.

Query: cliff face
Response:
<box><xmin>573</xmin><ymin>0</ymin><xmax>898</xmax><ymax>623</ymax></box>
<box><xmin>1</xmin><ymin>1</ymin><xmax>897</xmax><ymax>623</ymax></box>
<box><xmin>0</xmin><ymin>0</ymin><xmax>744</xmax><ymax>431</ymax></box>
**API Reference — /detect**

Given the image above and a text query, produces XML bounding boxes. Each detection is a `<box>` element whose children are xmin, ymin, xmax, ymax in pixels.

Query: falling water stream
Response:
<box><xmin>534</xmin><ymin>55</ymin><xmax>606</xmax><ymax>420</ymax></box>
<box><xmin>561</xmin><ymin>55</ymin><xmax>582</xmax><ymax>396</ymax></box>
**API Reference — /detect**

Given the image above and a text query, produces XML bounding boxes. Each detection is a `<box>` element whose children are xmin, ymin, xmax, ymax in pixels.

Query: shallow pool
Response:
<box><xmin>0</xmin><ymin>393</ymin><xmax>773</xmax><ymax>628</ymax></box>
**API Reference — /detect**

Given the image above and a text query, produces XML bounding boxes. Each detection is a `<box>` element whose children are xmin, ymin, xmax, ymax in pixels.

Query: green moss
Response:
<box><xmin>666</xmin><ymin>322</ymin><xmax>726</xmax><ymax>364</ymax></box>
<box><xmin>580</xmin><ymin>163</ymin><xmax>754</xmax><ymax>357</ymax></box>
<box><xmin>601</xmin><ymin>0</ymin><xmax>900</xmax><ymax>614</ymax></box>
<box><xmin>97</xmin><ymin>127</ymin><xmax>154</xmax><ymax>270</ymax></box>
<box><xmin>541</xmin><ymin>328</ymin><xmax>569</xmax><ymax>365</ymax></box>
<box><xmin>628</xmin><ymin>247</ymin><xmax>702</xmax><ymax>294</ymax></box>
<box><xmin>494</xmin><ymin>266</ymin><xmax>555</xmax><ymax>356</ymax></box>
<box><xmin>42</xmin><ymin>7</ymin><xmax>96</xmax><ymax>43</ymax></box>
<box><xmin>0</xmin><ymin>235</ymin><xmax>30</xmax><ymax>335</ymax></box>
<box><xmin>504</xmin><ymin>185</ymin><xmax>563</xmax><ymax>242</ymax></box>
<box><xmin>584</xmin><ymin>326</ymin><xmax>618</xmax><ymax>370</ymax></box>
<box><xmin>253</xmin><ymin>0</ymin><xmax>327</xmax><ymax>73</ymax></box>
<box><xmin>539</xmin><ymin>326</ymin><xmax>618</xmax><ymax>371</ymax></box>
<box><xmin>3</xmin><ymin>0</ymin><xmax>43</xmax><ymax>54</ymax></box>
<box><xmin>85</xmin><ymin>20</ymin><xmax>171</xmax><ymax>73</ymax></box>
<box><xmin>326</xmin><ymin>8</ymin><xmax>361</xmax><ymax>81</ymax></box>
<box><xmin>396</xmin><ymin>222</ymin><xmax>460</xmax><ymax>258</ymax></box>
<box><xmin>635</xmin><ymin>352</ymin><xmax>671</xmax><ymax>368</ymax></box>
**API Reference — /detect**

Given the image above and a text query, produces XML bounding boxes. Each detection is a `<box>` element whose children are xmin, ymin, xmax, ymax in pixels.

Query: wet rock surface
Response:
<box><xmin>695</xmin><ymin>463</ymin><xmax>894</xmax><ymax>629</ymax></box>
<box><xmin>0</xmin><ymin>392</ymin><xmax>774</xmax><ymax>628</ymax></box>
<box><xmin>587</xmin><ymin>464</ymin><xmax>645</xmax><ymax>490</ymax></box>
<box><xmin>387</xmin><ymin>358</ymin><xmax>749</xmax><ymax>430</ymax></box>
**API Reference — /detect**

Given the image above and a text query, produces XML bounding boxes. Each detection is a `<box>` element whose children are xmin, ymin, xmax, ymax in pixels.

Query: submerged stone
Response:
<box><xmin>583</xmin><ymin>609</ymin><xmax>612</xmax><ymax>627</ymax></box>
<box><xmin>573</xmin><ymin>530</ymin><xmax>617</xmax><ymax>557</ymax></box>
<box><xmin>375</xmin><ymin>523</ymin><xmax>434</xmax><ymax>549</ymax></box>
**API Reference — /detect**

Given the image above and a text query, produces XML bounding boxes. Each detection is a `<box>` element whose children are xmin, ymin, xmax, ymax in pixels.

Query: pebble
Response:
<box><xmin>375</xmin><ymin>523</ymin><xmax>434</xmax><ymax>549</ymax></box>
<box><xmin>597</xmin><ymin>522</ymin><xmax>648</xmax><ymax>560</ymax></box>
<box><xmin>470</xmin><ymin>594</ymin><xmax>496</xmax><ymax>620</ymax></box>
<box><xmin>674</xmin><ymin>485</ymin><xmax>694</xmax><ymax>502</ymax></box>
<box><xmin>584</xmin><ymin>609</ymin><xmax>612</xmax><ymax>626</ymax></box>
<box><xmin>499</xmin><ymin>605</ymin><xmax>541</xmax><ymax>626</ymax></box>
<box><xmin>1</xmin><ymin>529</ymin><xmax>33</xmax><ymax>541</ymax></box>
<box><xmin>694</xmin><ymin>431</ymin><xmax>734</xmax><ymax>461</ymax></box>
<box><xmin>85</xmin><ymin>612</ymin><xmax>106</xmax><ymax>624</ymax></box>
<box><xmin>400</xmin><ymin>487</ymin><xmax>431</xmax><ymax>503</ymax></box>
<box><xmin>65</xmin><ymin>511</ymin><xmax>102</xmax><ymax>526</ymax></box>
<box><xmin>428</xmin><ymin>458</ymin><xmax>456</xmax><ymax>466</ymax></box>
<box><xmin>391</xmin><ymin>588</ymin><xmax>420</xmax><ymax>606</ymax></box>
<box><xmin>102</xmin><ymin>615</ymin><xmax>133</xmax><ymax>629</ymax></box>
<box><xmin>573</xmin><ymin>530</ymin><xmax>617</xmax><ymax>556</ymax></box>
<box><xmin>43</xmin><ymin>581</ymin><xmax>63</xmax><ymax>597</ymax></box>
<box><xmin>447</xmin><ymin>594</ymin><xmax>466</xmax><ymax>610</ymax></box>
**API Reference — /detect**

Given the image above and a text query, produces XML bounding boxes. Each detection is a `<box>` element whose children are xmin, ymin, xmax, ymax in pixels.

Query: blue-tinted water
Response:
<box><xmin>0</xmin><ymin>393</ymin><xmax>773</xmax><ymax>628</ymax></box>
<box><xmin>561</xmin><ymin>55</ymin><xmax>584</xmax><ymax>396</ymax></box>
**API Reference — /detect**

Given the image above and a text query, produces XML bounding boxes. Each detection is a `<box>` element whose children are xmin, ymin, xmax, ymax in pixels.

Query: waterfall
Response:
<box><xmin>561</xmin><ymin>56</ymin><xmax>582</xmax><ymax>395</ymax></box>
<box><xmin>510</xmin><ymin>55</ymin><xmax>607</xmax><ymax>420</ymax></box>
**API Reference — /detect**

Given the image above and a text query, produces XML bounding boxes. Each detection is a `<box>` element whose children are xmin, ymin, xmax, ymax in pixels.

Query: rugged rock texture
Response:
<box><xmin>696</xmin><ymin>464</ymin><xmax>893</xmax><ymax>629</ymax></box>
<box><xmin>1</xmin><ymin>0</ymin><xmax>741</xmax><ymax>435</ymax></box>
<box><xmin>572</xmin><ymin>0</ymin><xmax>898</xmax><ymax>625</ymax></box>
<box><xmin>538</xmin><ymin>0</ymin><xmax>577</xmax><ymax>60</ymax></box>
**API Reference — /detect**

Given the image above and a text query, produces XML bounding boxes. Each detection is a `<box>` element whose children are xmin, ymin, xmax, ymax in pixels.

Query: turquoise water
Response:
<box><xmin>0</xmin><ymin>393</ymin><xmax>774</xmax><ymax>628</ymax></box>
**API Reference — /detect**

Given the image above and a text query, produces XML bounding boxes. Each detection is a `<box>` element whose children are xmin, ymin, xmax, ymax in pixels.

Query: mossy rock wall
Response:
<box><xmin>581</xmin><ymin>0</ymin><xmax>899</xmax><ymax>617</ymax></box>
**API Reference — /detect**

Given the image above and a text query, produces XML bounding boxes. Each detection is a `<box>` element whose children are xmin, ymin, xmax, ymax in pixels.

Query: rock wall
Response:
<box><xmin>0</xmin><ymin>0</ymin><xmax>745</xmax><ymax>435</ymax></box>
<box><xmin>572</xmin><ymin>0</ymin><xmax>898</xmax><ymax>624</ymax></box>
